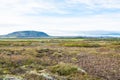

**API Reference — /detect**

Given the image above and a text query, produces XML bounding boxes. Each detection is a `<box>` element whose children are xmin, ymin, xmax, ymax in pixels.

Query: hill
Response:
<box><xmin>0</xmin><ymin>31</ymin><xmax>49</xmax><ymax>38</ymax></box>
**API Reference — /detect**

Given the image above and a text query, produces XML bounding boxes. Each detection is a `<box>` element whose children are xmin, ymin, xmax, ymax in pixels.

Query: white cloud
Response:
<box><xmin>0</xmin><ymin>0</ymin><xmax>68</xmax><ymax>16</ymax></box>
<box><xmin>1</xmin><ymin>13</ymin><xmax>119</xmax><ymax>36</ymax></box>
<box><xmin>0</xmin><ymin>0</ymin><xmax>120</xmax><ymax>36</ymax></box>
<box><xmin>67</xmin><ymin>0</ymin><xmax>120</xmax><ymax>9</ymax></box>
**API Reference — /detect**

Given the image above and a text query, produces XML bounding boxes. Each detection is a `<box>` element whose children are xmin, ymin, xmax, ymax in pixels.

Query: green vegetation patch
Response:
<box><xmin>50</xmin><ymin>62</ymin><xmax>85</xmax><ymax>76</ymax></box>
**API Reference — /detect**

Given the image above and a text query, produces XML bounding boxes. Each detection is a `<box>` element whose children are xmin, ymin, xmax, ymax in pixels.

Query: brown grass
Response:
<box><xmin>0</xmin><ymin>39</ymin><xmax>119</xmax><ymax>80</ymax></box>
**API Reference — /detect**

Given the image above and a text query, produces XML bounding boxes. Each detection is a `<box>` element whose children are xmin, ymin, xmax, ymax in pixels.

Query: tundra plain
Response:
<box><xmin>0</xmin><ymin>38</ymin><xmax>120</xmax><ymax>80</ymax></box>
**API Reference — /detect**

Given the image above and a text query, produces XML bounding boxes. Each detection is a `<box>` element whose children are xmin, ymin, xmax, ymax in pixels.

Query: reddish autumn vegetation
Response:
<box><xmin>0</xmin><ymin>38</ymin><xmax>120</xmax><ymax>80</ymax></box>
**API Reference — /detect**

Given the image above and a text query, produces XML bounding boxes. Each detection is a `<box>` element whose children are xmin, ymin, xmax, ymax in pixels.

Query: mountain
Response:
<box><xmin>0</xmin><ymin>30</ymin><xmax>120</xmax><ymax>38</ymax></box>
<box><xmin>0</xmin><ymin>31</ymin><xmax>49</xmax><ymax>38</ymax></box>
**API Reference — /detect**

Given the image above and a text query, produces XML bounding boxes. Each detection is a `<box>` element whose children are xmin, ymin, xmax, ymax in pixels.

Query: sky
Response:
<box><xmin>0</xmin><ymin>0</ymin><xmax>120</xmax><ymax>36</ymax></box>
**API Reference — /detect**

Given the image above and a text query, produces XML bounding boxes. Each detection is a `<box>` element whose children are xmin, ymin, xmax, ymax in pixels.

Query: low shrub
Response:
<box><xmin>50</xmin><ymin>62</ymin><xmax>78</xmax><ymax>76</ymax></box>
<box><xmin>64</xmin><ymin>43</ymin><xmax>101</xmax><ymax>47</ymax></box>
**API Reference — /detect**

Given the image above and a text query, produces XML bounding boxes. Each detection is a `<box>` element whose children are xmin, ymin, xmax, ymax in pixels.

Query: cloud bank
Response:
<box><xmin>0</xmin><ymin>0</ymin><xmax>120</xmax><ymax>36</ymax></box>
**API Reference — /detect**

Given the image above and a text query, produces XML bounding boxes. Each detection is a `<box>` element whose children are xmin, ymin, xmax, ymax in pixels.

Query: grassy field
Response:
<box><xmin>0</xmin><ymin>38</ymin><xmax>120</xmax><ymax>80</ymax></box>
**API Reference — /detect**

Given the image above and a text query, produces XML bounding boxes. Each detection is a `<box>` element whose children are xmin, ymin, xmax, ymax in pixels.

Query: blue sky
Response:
<box><xmin>0</xmin><ymin>0</ymin><xmax>120</xmax><ymax>36</ymax></box>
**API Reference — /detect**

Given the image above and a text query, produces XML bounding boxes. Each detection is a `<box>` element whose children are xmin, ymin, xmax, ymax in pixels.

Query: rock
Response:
<box><xmin>40</xmin><ymin>73</ymin><xmax>55</xmax><ymax>80</ymax></box>
<box><xmin>78</xmin><ymin>68</ymin><xmax>87</xmax><ymax>75</ymax></box>
<box><xmin>3</xmin><ymin>77</ymin><xmax>21</xmax><ymax>80</ymax></box>
<box><xmin>0</xmin><ymin>78</ymin><xmax>3</xmax><ymax>80</ymax></box>
<box><xmin>3</xmin><ymin>75</ymin><xmax>23</xmax><ymax>80</ymax></box>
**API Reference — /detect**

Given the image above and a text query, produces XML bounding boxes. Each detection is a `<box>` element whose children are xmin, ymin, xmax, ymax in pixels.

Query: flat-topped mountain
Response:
<box><xmin>1</xmin><ymin>31</ymin><xmax>49</xmax><ymax>38</ymax></box>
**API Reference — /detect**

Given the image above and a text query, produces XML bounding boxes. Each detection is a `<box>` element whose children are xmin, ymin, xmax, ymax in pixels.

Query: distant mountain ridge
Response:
<box><xmin>0</xmin><ymin>30</ymin><xmax>120</xmax><ymax>38</ymax></box>
<box><xmin>0</xmin><ymin>31</ymin><xmax>49</xmax><ymax>38</ymax></box>
<box><xmin>77</xmin><ymin>31</ymin><xmax>120</xmax><ymax>37</ymax></box>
